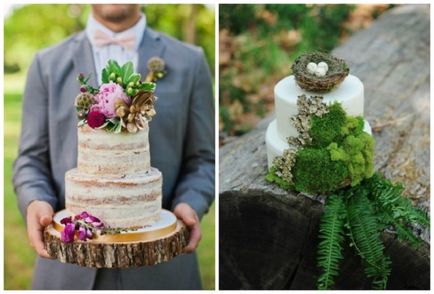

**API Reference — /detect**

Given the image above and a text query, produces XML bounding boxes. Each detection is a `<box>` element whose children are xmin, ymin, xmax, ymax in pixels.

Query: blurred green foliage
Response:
<box><xmin>4</xmin><ymin>4</ymin><xmax>215</xmax><ymax>74</ymax></box>
<box><xmin>219</xmin><ymin>4</ymin><xmax>387</xmax><ymax>136</ymax></box>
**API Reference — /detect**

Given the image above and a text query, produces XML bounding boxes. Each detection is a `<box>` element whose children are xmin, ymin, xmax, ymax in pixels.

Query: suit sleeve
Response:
<box><xmin>171</xmin><ymin>49</ymin><xmax>215</xmax><ymax>219</ymax></box>
<box><xmin>12</xmin><ymin>53</ymin><xmax>58</xmax><ymax>219</ymax></box>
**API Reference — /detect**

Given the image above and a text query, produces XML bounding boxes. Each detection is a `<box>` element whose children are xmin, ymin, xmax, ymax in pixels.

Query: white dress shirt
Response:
<box><xmin>85</xmin><ymin>13</ymin><xmax>146</xmax><ymax>83</ymax></box>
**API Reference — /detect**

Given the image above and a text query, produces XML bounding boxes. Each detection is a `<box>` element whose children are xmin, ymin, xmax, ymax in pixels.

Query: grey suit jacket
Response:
<box><xmin>12</xmin><ymin>27</ymin><xmax>215</xmax><ymax>290</ymax></box>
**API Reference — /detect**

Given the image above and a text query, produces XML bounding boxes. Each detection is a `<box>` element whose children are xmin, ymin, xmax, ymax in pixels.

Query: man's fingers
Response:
<box><xmin>184</xmin><ymin>223</ymin><xmax>201</xmax><ymax>253</ymax></box>
<box><xmin>40</xmin><ymin>215</ymin><xmax>53</xmax><ymax>227</ymax></box>
<box><xmin>27</xmin><ymin>221</ymin><xmax>51</xmax><ymax>258</ymax></box>
<box><xmin>26</xmin><ymin>201</ymin><xmax>54</xmax><ymax>259</ymax></box>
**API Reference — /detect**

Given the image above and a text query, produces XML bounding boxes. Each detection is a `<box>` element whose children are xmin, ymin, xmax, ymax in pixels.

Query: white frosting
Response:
<box><xmin>65</xmin><ymin>167</ymin><xmax>162</xmax><ymax>228</ymax></box>
<box><xmin>65</xmin><ymin>123</ymin><xmax>163</xmax><ymax>229</ymax></box>
<box><xmin>77</xmin><ymin>125</ymin><xmax>151</xmax><ymax>176</ymax></box>
<box><xmin>274</xmin><ymin>75</ymin><xmax>364</xmax><ymax>141</ymax></box>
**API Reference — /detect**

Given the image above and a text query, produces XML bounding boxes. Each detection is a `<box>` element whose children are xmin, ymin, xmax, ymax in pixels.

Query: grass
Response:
<box><xmin>3</xmin><ymin>73</ymin><xmax>215</xmax><ymax>290</ymax></box>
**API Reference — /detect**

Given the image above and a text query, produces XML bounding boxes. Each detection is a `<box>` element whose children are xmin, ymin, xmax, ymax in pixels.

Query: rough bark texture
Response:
<box><xmin>44</xmin><ymin>221</ymin><xmax>189</xmax><ymax>268</ymax></box>
<box><xmin>219</xmin><ymin>5</ymin><xmax>430</xmax><ymax>290</ymax></box>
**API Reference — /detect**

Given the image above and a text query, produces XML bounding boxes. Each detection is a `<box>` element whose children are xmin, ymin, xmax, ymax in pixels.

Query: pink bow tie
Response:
<box><xmin>93</xmin><ymin>29</ymin><xmax>136</xmax><ymax>51</ymax></box>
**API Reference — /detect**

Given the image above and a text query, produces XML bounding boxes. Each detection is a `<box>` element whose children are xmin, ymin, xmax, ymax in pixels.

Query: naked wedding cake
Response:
<box><xmin>64</xmin><ymin>59</ymin><xmax>164</xmax><ymax>233</ymax></box>
<box><xmin>265</xmin><ymin>52</ymin><xmax>374</xmax><ymax>194</ymax></box>
<box><xmin>65</xmin><ymin>124</ymin><xmax>162</xmax><ymax>228</ymax></box>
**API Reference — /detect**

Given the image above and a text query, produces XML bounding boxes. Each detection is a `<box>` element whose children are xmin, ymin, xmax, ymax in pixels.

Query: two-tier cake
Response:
<box><xmin>265</xmin><ymin>52</ymin><xmax>374</xmax><ymax>194</ymax></box>
<box><xmin>65</xmin><ymin>123</ymin><xmax>162</xmax><ymax>228</ymax></box>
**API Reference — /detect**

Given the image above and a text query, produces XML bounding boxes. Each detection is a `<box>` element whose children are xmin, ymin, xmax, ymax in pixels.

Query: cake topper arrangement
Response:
<box><xmin>75</xmin><ymin>59</ymin><xmax>157</xmax><ymax>133</ymax></box>
<box><xmin>265</xmin><ymin>52</ymin><xmax>429</xmax><ymax>290</ymax></box>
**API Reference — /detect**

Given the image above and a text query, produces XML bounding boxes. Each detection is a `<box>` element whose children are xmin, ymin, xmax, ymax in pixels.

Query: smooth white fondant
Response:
<box><xmin>274</xmin><ymin>75</ymin><xmax>364</xmax><ymax>141</ymax></box>
<box><xmin>265</xmin><ymin>119</ymin><xmax>372</xmax><ymax>168</ymax></box>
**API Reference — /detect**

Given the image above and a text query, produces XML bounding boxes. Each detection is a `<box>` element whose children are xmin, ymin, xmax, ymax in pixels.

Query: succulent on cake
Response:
<box><xmin>76</xmin><ymin>59</ymin><xmax>157</xmax><ymax>133</ymax></box>
<box><xmin>266</xmin><ymin>95</ymin><xmax>374</xmax><ymax>194</ymax></box>
<box><xmin>291</xmin><ymin>52</ymin><xmax>349</xmax><ymax>92</ymax></box>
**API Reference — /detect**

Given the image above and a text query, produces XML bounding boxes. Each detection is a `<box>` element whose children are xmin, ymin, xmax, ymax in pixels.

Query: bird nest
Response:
<box><xmin>291</xmin><ymin>52</ymin><xmax>349</xmax><ymax>93</ymax></box>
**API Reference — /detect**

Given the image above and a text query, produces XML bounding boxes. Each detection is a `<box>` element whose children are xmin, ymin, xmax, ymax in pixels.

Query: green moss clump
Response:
<box><xmin>292</xmin><ymin>147</ymin><xmax>349</xmax><ymax>194</ymax></box>
<box><xmin>327</xmin><ymin>132</ymin><xmax>375</xmax><ymax>186</ymax></box>
<box><xmin>265</xmin><ymin>166</ymin><xmax>293</xmax><ymax>190</ymax></box>
<box><xmin>341</xmin><ymin>115</ymin><xmax>364</xmax><ymax>136</ymax></box>
<box><xmin>309</xmin><ymin>103</ymin><xmax>347</xmax><ymax>147</ymax></box>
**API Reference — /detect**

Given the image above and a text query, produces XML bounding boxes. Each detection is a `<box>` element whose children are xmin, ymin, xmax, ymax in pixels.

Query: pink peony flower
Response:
<box><xmin>87</xmin><ymin>111</ymin><xmax>106</xmax><ymax>128</ymax></box>
<box><xmin>93</xmin><ymin>81</ymin><xmax>129</xmax><ymax>118</ymax></box>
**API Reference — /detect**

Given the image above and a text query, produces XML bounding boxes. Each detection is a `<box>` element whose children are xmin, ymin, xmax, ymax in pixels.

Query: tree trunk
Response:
<box><xmin>44</xmin><ymin>220</ymin><xmax>189</xmax><ymax>268</ymax></box>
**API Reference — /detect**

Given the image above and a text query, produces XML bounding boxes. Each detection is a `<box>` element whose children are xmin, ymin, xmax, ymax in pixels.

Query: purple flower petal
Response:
<box><xmin>75</xmin><ymin>211</ymin><xmax>89</xmax><ymax>220</ymax></box>
<box><xmin>60</xmin><ymin>216</ymin><xmax>72</xmax><ymax>225</ymax></box>
<box><xmin>78</xmin><ymin>226</ymin><xmax>87</xmax><ymax>241</ymax></box>
<box><xmin>61</xmin><ymin>223</ymin><xmax>76</xmax><ymax>243</ymax></box>
<box><xmin>92</xmin><ymin>221</ymin><xmax>104</xmax><ymax>228</ymax></box>
<box><xmin>86</xmin><ymin>228</ymin><xmax>93</xmax><ymax>239</ymax></box>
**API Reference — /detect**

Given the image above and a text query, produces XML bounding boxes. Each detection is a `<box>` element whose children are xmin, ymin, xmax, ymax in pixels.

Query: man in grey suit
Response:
<box><xmin>12</xmin><ymin>4</ymin><xmax>214</xmax><ymax>290</ymax></box>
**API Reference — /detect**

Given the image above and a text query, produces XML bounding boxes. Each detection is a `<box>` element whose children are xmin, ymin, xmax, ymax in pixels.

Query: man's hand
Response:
<box><xmin>173</xmin><ymin>203</ymin><xmax>201</xmax><ymax>253</ymax></box>
<box><xmin>26</xmin><ymin>200</ymin><xmax>54</xmax><ymax>258</ymax></box>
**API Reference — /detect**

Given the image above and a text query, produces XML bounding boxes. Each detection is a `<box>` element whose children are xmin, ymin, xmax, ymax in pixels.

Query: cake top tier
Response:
<box><xmin>291</xmin><ymin>52</ymin><xmax>349</xmax><ymax>93</ymax></box>
<box><xmin>75</xmin><ymin>58</ymin><xmax>165</xmax><ymax>134</ymax></box>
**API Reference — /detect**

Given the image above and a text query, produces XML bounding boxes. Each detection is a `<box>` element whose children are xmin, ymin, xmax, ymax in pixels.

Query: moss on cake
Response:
<box><xmin>292</xmin><ymin>147</ymin><xmax>349</xmax><ymax>194</ymax></box>
<box><xmin>327</xmin><ymin>132</ymin><xmax>375</xmax><ymax>187</ymax></box>
<box><xmin>309</xmin><ymin>103</ymin><xmax>347</xmax><ymax>147</ymax></box>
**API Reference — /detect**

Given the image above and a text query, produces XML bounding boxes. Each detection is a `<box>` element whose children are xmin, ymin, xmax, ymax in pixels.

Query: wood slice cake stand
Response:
<box><xmin>44</xmin><ymin>209</ymin><xmax>189</xmax><ymax>268</ymax></box>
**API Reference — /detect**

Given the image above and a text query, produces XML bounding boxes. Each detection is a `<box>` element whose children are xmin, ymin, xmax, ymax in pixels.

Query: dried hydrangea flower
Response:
<box><xmin>272</xmin><ymin>148</ymin><xmax>297</xmax><ymax>185</ymax></box>
<box><xmin>287</xmin><ymin>95</ymin><xmax>328</xmax><ymax>147</ymax></box>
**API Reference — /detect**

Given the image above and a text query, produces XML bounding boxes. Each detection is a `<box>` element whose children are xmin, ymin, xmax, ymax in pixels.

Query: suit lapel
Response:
<box><xmin>137</xmin><ymin>28</ymin><xmax>167</xmax><ymax>78</ymax></box>
<box><xmin>71</xmin><ymin>32</ymin><xmax>98</xmax><ymax>87</ymax></box>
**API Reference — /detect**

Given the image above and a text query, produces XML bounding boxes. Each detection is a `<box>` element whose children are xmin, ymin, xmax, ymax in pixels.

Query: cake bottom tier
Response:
<box><xmin>265</xmin><ymin>119</ymin><xmax>372</xmax><ymax>168</ymax></box>
<box><xmin>65</xmin><ymin>168</ymin><xmax>162</xmax><ymax>228</ymax></box>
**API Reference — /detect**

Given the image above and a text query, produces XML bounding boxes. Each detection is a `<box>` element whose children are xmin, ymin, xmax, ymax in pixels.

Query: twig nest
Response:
<box><xmin>292</xmin><ymin>52</ymin><xmax>349</xmax><ymax>93</ymax></box>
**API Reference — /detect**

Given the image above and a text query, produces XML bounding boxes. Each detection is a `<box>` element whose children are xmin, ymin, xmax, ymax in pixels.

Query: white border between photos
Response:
<box><xmin>2</xmin><ymin>1</ymin><xmax>433</xmax><ymax>294</ymax></box>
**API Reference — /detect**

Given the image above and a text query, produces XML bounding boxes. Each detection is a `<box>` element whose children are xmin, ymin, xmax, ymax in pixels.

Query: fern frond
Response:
<box><xmin>368</xmin><ymin>173</ymin><xmax>429</xmax><ymax>228</ymax></box>
<box><xmin>346</xmin><ymin>191</ymin><xmax>391</xmax><ymax>290</ymax></box>
<box><xmin>316</xmin><ymin>194</ymin><xmax>346</xmax><ymax>290</ymax></box>
<box><xmin>365</xmin><ymin>173</ymin><xmax>429</xmax><ymax>247</ymax></box>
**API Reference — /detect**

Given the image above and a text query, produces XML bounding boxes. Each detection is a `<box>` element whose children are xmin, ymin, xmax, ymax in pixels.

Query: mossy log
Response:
<box><xmin>219</xmin><ymin>5</ymin><xmax>429</xmax><ymax>290</ymax></box>
<box><xmin>44</xmin><ymin>220</ymin><xmax>189</xmax><ymax>268</ymax></box>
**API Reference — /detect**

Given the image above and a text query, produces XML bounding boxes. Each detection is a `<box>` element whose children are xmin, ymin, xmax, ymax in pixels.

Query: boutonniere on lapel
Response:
<box><xmin>145</xmin><ymin>57</ymin><xmax>167</xmax><ymax>82</ymax></box>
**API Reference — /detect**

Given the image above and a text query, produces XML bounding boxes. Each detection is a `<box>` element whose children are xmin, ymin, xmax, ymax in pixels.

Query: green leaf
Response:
<box><xmin>107</xmin><ymin>59</ymin><xmax>121</xmax><ymax>75</ymax></box>
<box><xmin>121</xmin><ymin>62</ymin><xmax>134</xmax><ymax>85</ymax></box>
<box><xmin>316</xmin><ymin>194</ymin><xmax>346</xmax><ymax>290</ymax></box>
<box><xmin>77</xmin><ymin>119</ymin><xmax>86</xmax><ymax>127</ymax></box>
<box><xmin>128</xmin><ymin>73</ymin><xmax>141</xmax><ymax>84</ymax></box>
<box><xmin>346</xmin><ymin>190</ymin><xmax>391</xmax><ymax>290</ymax></box>
<box><xmin>139</xmin><ymin>82</ymin><xmax>156</xmax><ymax>92</ymax></box>
<box><xmin>101</xmin><ymin>68</ymin><xmax>109</xmax><ymax>83</ymax></box>
<box><xmin>96</xmin><ymin>120</ymin><xmax>109</xmax><ymax>129</ymax></box>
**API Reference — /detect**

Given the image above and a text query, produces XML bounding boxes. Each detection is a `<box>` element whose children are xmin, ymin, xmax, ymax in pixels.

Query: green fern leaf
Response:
<box><xmin>316</xmin><ymin>194</ymin><xmax>346</xmax><ymax>290</ymax></box>
<box><xmin>347</xmin><ymin>191</ymin><xmax>391</xmax><ymax>290</ymax></box>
